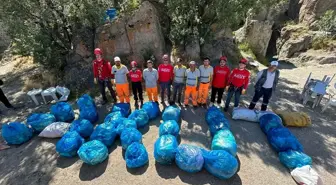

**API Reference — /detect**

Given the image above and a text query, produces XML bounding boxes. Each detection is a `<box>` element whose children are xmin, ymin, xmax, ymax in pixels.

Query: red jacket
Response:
<box><xmin>212</xmin><ymin>66</ymin><xmax>230</xmax><ymax>88</ymax></box>
<box><xmin>228</xmin><ymin>68</ymin><xmax>250</xmax><ymax>89</ymax></box>
<box><xmin>158</xmin><ymin>64</ymin><xmax>174</xmax><ymax>82</ymax></box>
<box><xmin>93</xmin><ymin>59</ymin><xmax>114</xmax><ymax>80</ymax></box>
<box><xmin>129</xmin><ymin>69</ymin><xmax>142</xmax><ymax>82</ymax></box>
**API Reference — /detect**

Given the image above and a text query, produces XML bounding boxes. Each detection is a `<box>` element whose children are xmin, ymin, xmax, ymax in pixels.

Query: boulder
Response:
<box><xmin>299</xmin><ymin>0</ymin><xmax>336</xmax><ymax>25</ymax></box>
<box><xmin>287</xmin><ymin>49</ymin><xmax>336</xmax><ymax>66</ymax></box>
<box><xmin>278</xmin><ymin>34</ymin><xmax>312</xmax><ymax>59</ymax></box>
<box><xmin>95</xmin><ymin>1</ymin><xmax>165</xmax><ymax>66</ymax></box>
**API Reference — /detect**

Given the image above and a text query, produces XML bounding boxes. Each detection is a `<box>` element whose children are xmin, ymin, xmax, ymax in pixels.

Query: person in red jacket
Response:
<box><xmin>92</xmin><ymin>48</ymin><xmax>117</xmax><ymax>104</ymax></box>
<box><xmin>129</xmin><ymin>61</ymin><xmax>144</xmax><ymax>108</ymax></box>
<box><xmin>210</xmin><ymin>56</ymin><xmax>230</xmax><ymax>107</ymax></box>
<box><xmin>224</xmin><ymin>58</ymin><xmax>250</xmax><ymax>112</ymax></box>
<box><xmin>158</xmin><ymin>54</ymin><xmax>174</xmax><ymax>104</ymax></box>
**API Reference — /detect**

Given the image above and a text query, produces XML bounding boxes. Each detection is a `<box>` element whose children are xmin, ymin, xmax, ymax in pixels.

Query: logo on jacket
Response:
<box><xmin>233</xmin><ymin>74</ymin><xmax>247</xmax><ymax>79</ymax></box>
<box><xmin>216</xmin><ymin>70</ymin><xmax>227</xmax><ymax>74</ymax></box>
<box><xmin>160</xmin><ymin>68</ymin><xmax>171</xmax><ymax>72</ymax></box>
<box><xmin>131</xmin><ymin>74</ymin><xmax>139</xmax><ymax>78</ymax></box>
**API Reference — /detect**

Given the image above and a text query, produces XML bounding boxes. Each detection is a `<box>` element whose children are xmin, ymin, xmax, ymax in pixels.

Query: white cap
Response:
<box><xmin>114</xmin><ymin>56</ymin><xmax>121</xmax><ymax>61</ymax></box>
<box><xmin>189</xmin><ymin>61</ymin><xmax>196</xmax><ymax>65</ymax></box>
<box><xmin>270</xmin><ymin>61</ymin><xmax>278</xmax><ymax>66</ymax></box>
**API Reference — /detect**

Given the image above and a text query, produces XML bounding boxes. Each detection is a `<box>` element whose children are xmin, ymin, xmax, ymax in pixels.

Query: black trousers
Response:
<box><xmin>224</xmin><ymin>85</ymin><xmax>242</xmax><ymax>109</ymax></box>
<box><xmin>0</xmin><ymin>88</ymin><xmax>12</xmax><ymax>108</ymax></box>
<box><xmin>249</xmin><ymin>87</ymin><xmax>273</xmax><ymax>111</ymax></box>
<box><xmin>98</xmin><ymin>79</ymin><xmax>117</xmax><ymax>102</ymax></box>
<box><xmin>210</xmin><ymin>87</ymin><xmax>225</xmax><ymax>104</ymax></box>
<box><xmin>131</xmin><ymin>81</ymin><xmax>143</xmax><ymax>101</ymax></box>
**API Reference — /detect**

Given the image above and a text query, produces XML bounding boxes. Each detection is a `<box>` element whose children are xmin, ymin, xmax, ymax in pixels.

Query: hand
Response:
<box><xmin>242</xmin><ymin>89</ymin><xmax>246</xmax><ymax>95</ymax></box>
<box><xmin>225</xmin><ymin>86</ymin><xmax>229</xmax><ymax>92</ymax></box>
<box><xmin>94</xmin><ymin>78</ymin><xmax>97</xmax><ymax>84</ymax></box>
<box><xmin>110</xmin><ymin>79</ymin><xmax>114</xmax><ymax>85</ymax></box>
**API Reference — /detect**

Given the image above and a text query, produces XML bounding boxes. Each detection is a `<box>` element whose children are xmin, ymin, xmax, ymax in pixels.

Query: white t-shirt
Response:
<box><xmin>112</xmin><ymin>65</ymin><xmax>129</xmax><ymax>84</ymax></box>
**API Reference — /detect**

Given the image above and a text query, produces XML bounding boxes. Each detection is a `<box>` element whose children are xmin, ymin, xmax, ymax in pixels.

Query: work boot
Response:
<box><xmin>223</xmin><ymin>107</ymin><xmax>228</xmax><ymax>112</ymax></box>
<box><xmin>249</xmin><ymin>103</ymin><xmax>256</xmax><ymax>110</ymax></box>
<box><xmin>155</xmin><ymin>101</ymin><xmax>159</xmax><ymax>104</ymax></box>
<box><xmin>140</xmin><ymin>100</ymin><xmax>144</xmax><ymax>108</ymax></box>
<box><xmin>134</xmin><ymin>100</ymin><xmax>138</xmax><ymax>107</ymax></box>
<box><xmin>169</xmin><ymin>101</ymin><xmax>175</xmax><ymax>105</ymax></box>
<box><xmin>261</xmin><ymin>104</ymin><xmax>267</xmax><ymax>111</ymax></box>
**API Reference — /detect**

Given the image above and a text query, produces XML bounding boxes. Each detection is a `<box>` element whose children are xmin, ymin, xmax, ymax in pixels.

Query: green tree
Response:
<box><xmin>317</xmin><ymin>10</ymin><xmax>336</xmax><ymax>34</ymax></box>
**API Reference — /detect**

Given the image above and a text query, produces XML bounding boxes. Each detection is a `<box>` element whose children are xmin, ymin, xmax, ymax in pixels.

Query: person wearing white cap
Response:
<box><xmin>112</xmin><ymin>56</ymin><xmax>130</xmax><ymax>103</ymax></box>
<box><xmin>248</xmin><ymin>60</ymin><xmax>280</xmax><ymax>111</ymax></box>
<box><xmin>184</xmin><ymin>61</ymin><xmax>200</xmax><ymax>107</ymax></box>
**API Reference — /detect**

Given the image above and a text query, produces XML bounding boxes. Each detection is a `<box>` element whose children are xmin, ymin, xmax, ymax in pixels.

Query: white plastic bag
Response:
<box><xmin>291</xmin><ymin>165</ymin><xmax>323</xmax><ymax>185</ymax></box>
<box><xmin>56</xmin><ymin>86</ymin><xmax>70</xmax><ymax>101</ymax></box>
<box><xmin>232</xmin><ymin>108</ymin><xmax>277</xmax><ymax>122</ymax></box>
<box><xmin>38</xmin><ymin>122</ymin><xmax>70</xmax><ymax>138</ymax></box>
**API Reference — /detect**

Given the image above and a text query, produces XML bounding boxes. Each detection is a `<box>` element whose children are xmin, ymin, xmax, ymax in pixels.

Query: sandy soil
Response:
<box><xmin>0</xmin><ymin>59</ymin><xmax>335</xmax><ymax>185</ymax></box>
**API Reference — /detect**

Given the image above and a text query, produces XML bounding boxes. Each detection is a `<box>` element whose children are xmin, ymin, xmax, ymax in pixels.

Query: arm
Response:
<box><xmin>225</xmin><ymin>68</ymin><xmax>230</xmax><ymax>87</ymax></box>
<box><xmin>227</xmin><ymin>69</ymin><xmax>235</xmax><ymax>86</ymax></box>
<box><xmin>209</xmin><ymin>67</ymin><xmax>214</xmax><ymax>85</ymax></box>
<box><xmin>244</xmin><ymin>72</ymin><xmax>250</xmax><ymax>90</ymax></box>
<box><xmin>171</xmin><ymin>65</ymin><xmax>174</xmax><ymax>81</ymax></box>
<box><xmin>93</xmin><ymin>62</ymin><xmax>98</xmax><ymax>78</ymax></box>
<box><xmin>157</xmin><ymin>65</ymin><xmax>161</xmax><ymax>80</ymax></box>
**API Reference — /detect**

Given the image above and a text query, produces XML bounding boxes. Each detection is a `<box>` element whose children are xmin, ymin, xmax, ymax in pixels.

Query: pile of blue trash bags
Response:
<box><xmin>77</xmin><ymin>94</ymin><xmax>98</xmax><ymax>123</ymax></box>
<box><xmin>259</xmin><ymin>114</ymin><xmax>312</xmax><ymax>169</ymax></box>
<box><xmin>51</xmin><ymin>102</ymin><xmax>75</xmax><ymax>122</ymax></box>
<box><xmin>154</xmin><ymin>106</ymin><xmax>238</xmax><ymax>180</ymax></box>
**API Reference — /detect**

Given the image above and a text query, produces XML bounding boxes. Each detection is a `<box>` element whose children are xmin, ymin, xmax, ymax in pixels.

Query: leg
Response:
<box><xmin>261</xmin><ymin>88</ymin><xmax>272</xmax><ymax>111</ymax></box>
<box><xmin>106</xmin><ymin>80</ymin><xmax>117</xmax><ymax>102</ymax></box>
<box><xmin>98</xmin><ymin>80</ymin><xmax>107</xmax><ymax>102</ymax></box>
<box><xmin>153</xmin><ymin>87</ymin><xmax>158</xmax><ymax>102</ymax></box>
<box><xmin>197</xmin><ymin>83</ymin><xmax>205</xmax><ymax>104</ymax></box>
<box><xmin>233</xmin><ymin>88</ymin><xmax>242</xmax><ymax>107</ymax></box>
<box><xmin>116</xmin><ymin>84</ymin><xmax>124</xmax><ymax>103</ymax></box>
<box><xmin>224</xmin><ymin>87</ymin><xmax>234</xmax><ymax>110</ymax></box>
<box><xmin>0</xmin><ymin>88</ymin><xmax>13</xmax><ymax>108</ymax></box>
<box><xmin>132</xmin><ymin>82</ymin><xmax>138</xmax><ymax>101</ymax></box>
<box><xmin>160</xmin><ymin>82</ymin><xmax>165</xmax><ymax>102</ymax></box>
<box><xmin>146</xmin><ymin>88</ymin><xmax>153</xmax><ymax>101</ymax></box>
<box><xmin>217</xmin><ymin>88</ymin><xmax>224</xmax><ymax>105</ymax></box>
<box><xmin>202</xmin><ymin>83</ymin><xmax>210</xmax><ymax>104</ymax></box>
<box><xmin>167</xmin><ymin>82</ymin><xmax>172</xmax><ymax>102</ymax></box>
<box><xmin>191</xmin><ymin>87</ymin><xmax>198</xmax><ymax>106</ymax></box>
<box><xmin>210</xmin><ymin>87</ymin><xmax>218</xmax><ymax>103</ymax></box>
<box><xmin>177</xmin><ymin>83</ymin><xmax>184</xmax><ymax>103</ymax></box>
<box><xmin>184</xmin><ymin>86</ymin><xmax>191</xmax><ymax>105</ymax></box>
<box><xmin>249</xmin><ymin>89</ymin><xmax>264</xmax><ymax>109</ymax></box>
<box><xmin>172</xmin><ymin>82</ymin><xmax>178</xmax><ymax>102</ymax></box>
<box><xmin>138</xmin><ymin>82</ymin><xmax>144</xmax><ymax>105</ymax></box>
<box><xmin>123</xmin><ymin>83</ymin><xmax>130</xmax><ymax>103</ymax></box>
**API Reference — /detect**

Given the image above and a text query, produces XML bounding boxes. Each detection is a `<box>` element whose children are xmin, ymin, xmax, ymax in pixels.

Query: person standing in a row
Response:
<box><xmin>112</xmin><ymin>57</ymin><xmax>130</xmax><ymax>104</ymax></box>
<box><xmin>129</xmin><ymin>61</ymin><xmax>144</xmax><ymax>108</ymax></box>
<box><xmin>210</xmin><ymin>56</ymin><xmax>230</xmax><ymax>107</ymax></box>
<box><xmin>249</xmin><ymin>61</ymin><xmax>280</xmax><ymax>111</ymax></box>
<box><xmin>172</xmin><ymin>58</ymin><xmax>187</xmax><ymax>105</ymax></box>
<box><xmin>198</xmin><ymin>57</ymin><xmax>213</xmax><ymax>107</ymax></box>
<box><xmin>224</xmin><ymin>58</ymin><xmax>250</xmax><ymax>112</ymax></box>
<box><xmin>158</xmin><ymin>54</ymin><xmax>174</xmax><ymax>104</ymax></box>
<box><xmin>184</xmin><ymin>61</ymin><xmax>200</xmax><ymax>107</ymax></box>
<box><xmin>92</xmin><ymin>48</ymin><xmax>117</xmax><ymax>104</ymax></box>
<box><xmin>143</xmin><ymin>60</ymin><xmax>159</xmax><ymax>103</ymax></box>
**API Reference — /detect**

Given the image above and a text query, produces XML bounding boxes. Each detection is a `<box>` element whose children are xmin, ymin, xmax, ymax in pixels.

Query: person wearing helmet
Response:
<box><xmin>224</xmin><ymin>58</ymin><xmax>250</xmax><ymax>112</ymax></box>
<box><xmin>198</xmin><ymin>57</ymin><xmax>214</xmax><ymax>107</ymax></box>
<box><xmin>129</xmin><ymin>61</ymin><xmax>144</xmax><ymax>108</ymax></box>
<box><xmin>112</xmin><ymin>56</ymin><xmax>130</xmax><ymax>103</ymax></box>
<box><xmin>143</xmin><ymin>60</ymin><xmax>159</xmax><ymax>103</ymax></box>
<box><xmin>210</xmin><ymin>56</ymin><xmax>231</xmax><ymax>107</ymax></box>
<box><xmin>184</xmin><ymin>61</ymin><xmax>200</xmax><ymax>108</ymax></box>
<box><xmin>158</xmin><ymin>54</ymin><xmax>174</xmax><ymax>105</ymax></box>
<box><xmin>92</xmin><ymin>48</ymin><xmax>117</xmax><ymax>104</ymax></box>
<box><xmin>172</xmin><ymin>58</ymin><xmax>187</xmax><ymax>105</ymax></box>
<box><xmin>248</xmin><ymin>60</ymin><xmax>280</xmax><ymax>111</ymax></box>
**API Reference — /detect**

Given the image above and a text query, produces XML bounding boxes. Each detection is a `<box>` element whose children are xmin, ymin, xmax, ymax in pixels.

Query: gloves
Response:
<box><xmin>242</xmin><ymin>89</ymin><xmax>246</xmax><ymax>95</ymax></box>
<box><xmin>225</xmin><ymin>86</ymin><xmax>229</xmax><ymax>92</ymax></box>
<box><xmin>110</xmin><ymin>79</ymin><xmax>115</xmax><ymax>85</ymax></box>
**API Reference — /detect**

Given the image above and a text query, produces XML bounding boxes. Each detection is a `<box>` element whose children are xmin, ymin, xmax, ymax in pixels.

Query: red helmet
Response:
<box><xmin>220</xmin><ymin>56</ymin><xmax>227</xmax><ymax>61</ymax></box>
<box><xmin>131</xmin><ymin>61</ymin><xmax>137</xmax><ymax>66</ymax></box>
<box><xmin>94</xmin><ymin>48</ymin><xmax>102</xmax><ymax>55</ymax></box>
<box><xmin>239</xmin><ymin>58</ymin><xmax>248</xmax><ymax>64</ymax></box>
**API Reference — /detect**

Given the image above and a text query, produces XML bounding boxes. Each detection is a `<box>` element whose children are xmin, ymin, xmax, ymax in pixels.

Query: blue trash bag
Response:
<box><xmin>175</xmin><ymin>144</ymin><xmax>204</xmax><ymax>173</ymax></box>
<box><xmin>90</xmin><ymin>123</ymin><xmax>117</xmax><ymax>147</ymax></box>
<box><xmin>259</xmin><ymin>114</ymin><xmax>283</xmax><ymax>134</ymax></box>
<box><xmin>120</xmin><ymin>128</ymin><xmax>142</xmax><ymax>150</ymax></box>
<box><xmin>77</xmin><ymin>140</ymin><xmax>109</xmax><ymax>165</ymax></box>
<box><xmin>1</xmin><ymin>122</ymin><xmax>33</xmax><ymax>145</ymax></box>
<box><xmin>279</xmin><ymin>150</ymin><xmax>312</xmax><ymax>169</ymax></box>
<box><xmin>202</xmin><ymin>149</ymin><xmax>238</xmax><ymax>179</ymax></box>
<box><xmin>69</xmin><ymin>119</ymin><xmax>94</xmax><ymax>138</ymax></box>
<box><xmin>112</xmin><ymin>103</ymin><xmax>131</xmax><ymax>117</ymax></box>
<box><xmin>128</xmin><ymin>109</ymin><xmax>149</xmax><ymax>128</ymax></box>
<box><xmin>56</xmin><ymin>131</ymin><xmax>85</xmax><ymax>157</ymax></box>
<box><xmin>211</xmin><ymin>129</ymin><xmax>237</xmax><ymax>156</ymax></box>
<box><xmin>125</xmin><ymin>142</ymin><xmax>149</xmax><ymax>168</ymax></box>
<box><xmin>206</xmin><ymin>107</ymin><xmax>230</xmax><ymax>136</ymax></box>
<box><xmin>104</xmin><ymin>111</ymin><xmax>124</xmax><ymax>123</ymax></box>
<box><xmin>27</xmin><ymin>113</ymin><xmax>56</xmax><ymax>132</ymax></box>
<box><xmin>51</xmin><ymin>102</ymin><xmax>75</xmax><ymax>122</ymax></box>
<box><xmin>77</xmin><ymin>94</ymin><xmax>96</xmax><ymax>108</ymax></box>
<box><xmin>159</xmin><ymin>120</ymin><xmax>180</xmax><ymax>137</ymax></box>
<box><xmin>154</xmin><ymin>135</ymin><xmax>178</xmax><ymax>165</ymax></box>
<box><xmin>142</xmin><ymin>102</ymin><xmax>160</xmax><ymax>120</ymax></box>
<box><xmin>267</xmin><ymin>127</ymin><xmax>303</xmax><ymax>152</ymax></box>
<box><xmin>162</xmin><ymin>106</ymin><xmax>181</xmax><ymax>122</ymax></box>
<box><xmin>116</xmin><ymin>118</ymin><xmax>137</xmax><ymax>135</ymax></box>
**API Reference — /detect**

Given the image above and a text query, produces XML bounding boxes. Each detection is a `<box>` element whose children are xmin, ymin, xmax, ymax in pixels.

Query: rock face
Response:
<box><xmin>0</xmin><ymin>21</ymin><xmax>10</xmax><ymax>57</ymax></box>
<box><xmin>286</xmin><ymin>49</ymin><xmax>336</xmax><ymax>66</ymax></box>
<box><xmin>299</xmin><ymin>0</ymin><xmax>336</xmax><ymax>24</ymax></box>
<box><xmin>95</xmin><ymin>1</ymin><xmax>165</xmax><ymax>67</ymax></box>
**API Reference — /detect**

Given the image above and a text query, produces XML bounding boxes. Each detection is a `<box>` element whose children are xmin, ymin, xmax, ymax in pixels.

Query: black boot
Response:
<box><xmin>140</xmin><ymin>100</ymin><xmax>144</xmax><ymax>108</ymax></box>
<box><xmin>249</xmin><ymin>102</ymin><xmax>256</xmax><ymax>110</ymax></box>
<box><xmin>134</xmin><ymin>100</ymin><xmax>138</xmax><ymax>107</ymax></box>
<box><xmin>261</xmin><ymin>104</ymin><xmax>267</xmax><ymax>111</ymax></box>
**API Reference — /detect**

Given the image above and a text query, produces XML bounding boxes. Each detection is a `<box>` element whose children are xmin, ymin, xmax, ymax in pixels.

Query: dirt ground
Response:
<box><xmin>0</xmin><ymin>59</ymin><xmax>335</xmax><ymax>185</ymax></box>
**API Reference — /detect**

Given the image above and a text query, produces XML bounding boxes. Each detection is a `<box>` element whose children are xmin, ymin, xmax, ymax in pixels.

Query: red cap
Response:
<box><xmin>220</xmin><ymin>56</ymin><xmax>227</xmax><ymax>61</ymax></box>
<box><xmin>239</xmin><ymin>58</ymin><xmax>248</xmax><ymax>64</ymax></box>
<box><xmin>131</xmin><ymin>61</ymin><xmax>137</xmax><ymax>66</ymax></box>
<box><xmin>94</xmin><ymin>48</ymin><xmax>102</xmax><ymax>55</ymax></box>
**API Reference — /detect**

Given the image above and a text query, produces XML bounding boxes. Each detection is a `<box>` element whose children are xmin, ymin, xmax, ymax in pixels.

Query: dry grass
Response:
<box><xmin>22</xmin><ymin>71</ymin><xmax>56</xmax><ymax>92</ymax></box>
<box><xmin>13</xmin><ymin>56</ymin><xmax>35</xmax><ymax>71</ymax></box>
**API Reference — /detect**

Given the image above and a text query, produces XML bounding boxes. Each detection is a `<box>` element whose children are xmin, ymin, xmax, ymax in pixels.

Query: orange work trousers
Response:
<box><xmin>116</xmin><ymin>83</ymin><xmax>130</xmax><ymax>103</ymax></box>
<box><xmin>198</xmin><ymin>83</ymin><xmax>210</xmax><ymax>104</ymax></box>
<box><xmin>146</xmin><ymin>87</ymin><xmax>158</xmax><ymax>101</ymax></box>
<box><xmin>184</xmin><ymin>86</ymin><xmax>197</xmax><ymax>106</ymax></box>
